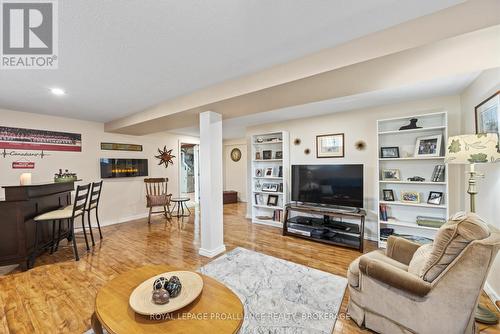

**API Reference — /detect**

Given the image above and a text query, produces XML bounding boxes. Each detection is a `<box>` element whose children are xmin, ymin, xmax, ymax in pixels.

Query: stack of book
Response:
<box><xmin>431</xmin><ymin>165</ymin><xmax>446</xmax><ymax>182</ymax></box>
<box><xmin>379</xmin><ymin>204</ymin><xmax>389</xmax><ymax>221</ymax></box>
<box><xmin>416</xmin><ymin>216</ymin><xmax>446</xmax><ymax>228</ymax></box>
<box><xmin>273</xmin><ymin>209</ymin><xmax>282</xmax><ymax>222</ymax></box>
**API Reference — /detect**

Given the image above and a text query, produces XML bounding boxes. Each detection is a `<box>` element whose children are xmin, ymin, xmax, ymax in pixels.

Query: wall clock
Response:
<box><xmin>230</xmin><ymin>148</ymin><xmax>242</xmax><ymax>162</ymax></box>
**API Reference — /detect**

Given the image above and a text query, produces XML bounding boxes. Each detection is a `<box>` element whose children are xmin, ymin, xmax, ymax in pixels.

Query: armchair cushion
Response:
<box><xmin>359</xmin><ymin>257</ymin><xmax>432</xmax><ymax>297</ymax></box>
<box><xmin>407</xmin><ymin>243</ymin><xmax>432</xmax><ymax>276</ymax></box>
<box><xmin>348</xmin><ymin>249</ymin><xmax>409</xmax><ymax>288</ymax></box>
<box><xmin>420</xmin><ymin>211</ymin><xmax>490</xmax><ymax>282</ymax></box>
<box><xmin>146</xmin><ymin>194</ymin><xmax>171</xmax><ymax>207</ymax></box>
<box><xmin>386</xmin><ymin>236</ymin><xmax>421</xmax><ymax>265</ymax></box>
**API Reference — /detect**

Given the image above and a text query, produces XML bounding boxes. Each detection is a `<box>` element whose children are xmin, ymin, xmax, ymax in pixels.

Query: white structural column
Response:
<box><xmin>198</xmin><ymin>111</ymin><xmax>226</xmax><ymax>257</ymax></box>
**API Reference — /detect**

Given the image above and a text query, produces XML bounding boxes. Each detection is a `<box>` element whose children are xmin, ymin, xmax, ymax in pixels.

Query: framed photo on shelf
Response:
<box><xmin>401</xmin><ymin>191</ymin><xmax>420</xmax><ymax>203</ymax></box>
<box><xmin>380</xmin><ymin>147</ymin><xmax>400</xmax><ymax>159</ymax></box>
<box><xmin>382</xmin><ymin>189</ymin><xmax>395</xmax><ymax>201</ymax></box>
<box><xmin>275</xmin><ymin>151</ymin><xmax>283</xmax><ymax>159</ymax></box>
<box><xmin>262</xmin><ymin>183</ymin><xmax>278</xmax><ymax>192</ymax></box>
<box><xmin>254</xmin><ymin>193</ymin><xmax>263</xmax><ymax>205</ymax></box>
<box><xmin>381</xmin><ymin>169</ymin><xmax>400</xmax><ymax>181</ymax></box>
<box><xmin>255</xmin><ymin>152</ymin><xmax>261</xmax><ymax>160</ymax></box>
<box><xmin>427</xmin><ymin>191</ymin><xmax>443</xmax><ymax>205</ymax></box>
<box><xmin>263</xmin><ymin>150</ymin><xmax>272</xmax><ymax>160</ymax></box>
<box><xmin>414</xmin><ymin>135</ymin><xmax>442</xmax><ymax>157</ymax></box>
<box><xmin>267</xmin><ymin>194</ymin><xmax>279</xmax><ymax>206</ymax></box>
<box><xmin>264</xmin><ymin>167</ymin><xmax>273</xmax><ymax>177</ymax></box>
<box><xmin>255</xmin><ymin>168</ymin><xmax>263</xmax><ymax>177</ymax></box>
<box><xmin>475</xmin><ymin>90</ymin><xmax>499</xmax><ymax>138</ymax></box>
<box><xmin>316</xmin><ymin>133</ymin><xmax>344</xmax><ymax>158</ymax></box>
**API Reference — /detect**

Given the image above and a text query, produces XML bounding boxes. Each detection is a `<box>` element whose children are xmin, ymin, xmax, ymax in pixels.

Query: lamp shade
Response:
<box><xmin>445</xmin><ymin>133</ymin><xmax>500</xmax><ymax>164</ymax></box>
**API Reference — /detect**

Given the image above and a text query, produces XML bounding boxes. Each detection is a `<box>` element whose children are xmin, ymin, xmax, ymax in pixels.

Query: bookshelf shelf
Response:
<box><xmin>377</xmin><ymin>111</ymin><xmax>448</xmax><ymax>248</ymax></box>
<box><xmin>251</xmin><ymin>131</ymin><xmax>289</xmax><ymax>228</ymax></box>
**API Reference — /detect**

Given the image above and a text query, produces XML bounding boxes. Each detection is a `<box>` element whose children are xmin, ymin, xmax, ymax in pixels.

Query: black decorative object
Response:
<box><xmin>155</xmin><ymin>146</ymin><xmax>176</xmax><ymax>168</ymax></box>
<box><xmin>152</xmin><ymin>288</ymin><xmax>170</xmax><ymax>305</ymax></box>
<box><xmin>355</xmin><ymin>140</ymin><xmax>366</xmax><ymax>151</ymax></box>
<box><xmin>304</xmin><ymin>148</ymin><xmax>310</xmax><ymax>155</ymax></box>
<box><xmin>399</xmin><ymin>118</ymin><xmax>422</xmax><ymax>130</ymax></box>
<box><xmin>153</xmin><ymin>277</ymin><xmax>169</xmax><ymax>290</ymax></box>
<box><xmin>294</xmin><ymin>138</ymin><xmax>301</xmax><ymax>145</ymax></box>
<box><xmin>407</xmin><ymin>176</ymin><xmax>425</xmax><ymax>182</ymax></box>
<box><xmin>166</xmin><ymin>279</ymin><xmax>182</xmax><ymax>298</ymax></box>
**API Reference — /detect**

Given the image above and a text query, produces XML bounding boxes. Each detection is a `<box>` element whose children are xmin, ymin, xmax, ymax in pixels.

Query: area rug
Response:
<box><xmin>199</xmin><ymin>247</ymin><xmax>347</xmax><ymax>333</ymax></box>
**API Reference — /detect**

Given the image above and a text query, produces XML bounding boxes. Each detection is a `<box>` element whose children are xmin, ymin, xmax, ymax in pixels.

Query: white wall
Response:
<box><xmin>460</xmin><ymin>67</ymin><xmax>500</xmax><ymax>302</ymax></box>
<box><xmin>0</xmin><ymin>108</ymin><xmax>198</xmax><ymax>226</ymax></box>
<box><xmin>246</xmin><ymin>95</ymin><xmax>463</xmax><ymax>240</ymax></box>
<box><xmin>223</xmin><ymin>138</ymin><xmax>248</xmax><ymax>202</ymax></box>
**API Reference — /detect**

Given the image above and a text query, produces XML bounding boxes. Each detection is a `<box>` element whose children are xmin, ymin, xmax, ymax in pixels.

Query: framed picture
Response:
<box><xmin>267</xmin><ymin>194</ymin><xmax>279</xmax><ymax>206</ymax></box>
<box><xmin>427</xmin><ymin>191</ymin><xmax>443</xmax><ymax>205</ymax></box>
<box><xmin>255</xmin><ymin>193</ymin><xmax>263</xmax><ymax>205</ymax></box>
<box><xmin>381</xmin><ymin>169</ymin><xmax>400</xmax><ymax>181</ymax></box>
<box><xmin>380</xmin><ymin>147</ymin><xmax>400</xmax><ymax>159</ymax></box>
<box><xmin>382</xmin><ymin>189</ymin><xmax>395</xmax><ymax>201</ymax></box>
<box><xmin>265</xmin><ymin>167</ymin><xmax>273</xmax><ymax>177</ymax></box>
<box><xmin>275</xmin><ymin>151</ymin><xmax>283</xmax><ymax>159</ymax></box>
<box><xmin>475</xmin><ymin>91</ymin><xmax>499</xmax><ymax>139</ymax></box>
<box><xmin>262</xmin><ymin>183</ymin><xmax>278</xmax><ymax>192</ymax></box>
<box><xmin>255</xmin><ymin>152</ymin><xmax>261</xmax><ymax>160</ymax></box>
<box><xmin>401</xmin><ymin>191</ymin><xmax>420</xmax><ymax>203</ymax></box>
<box><xmin>0</xmin><ymin>126</ymin><xmax>82</xmax><ymax>152</ymax></box>
<box><xmin>263</xmin><ymin>150</ymin><xmax>272</xmax><ymax>160</ymax></box>
<box><xmin>101</xmin><ymin>142</ymin><xmax>142</xmax><ymax>152</ymax></box>
<box><xmin>255</xmin><ymin>169</ymin><xmax>263</xmax><ymax>177</ymax></box>
<box><xmin>316</xmin><ymin>133</ymin><xmax>344</xmax><ymax>158</ymax></box>
<box><xmin>414</xmin><ymin>135</ymin><xmax>442</xmax><ymax>157</ymax></box>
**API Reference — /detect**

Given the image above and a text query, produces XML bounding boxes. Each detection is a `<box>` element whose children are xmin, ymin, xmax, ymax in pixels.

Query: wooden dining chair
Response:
<box><xmin>86</xmin><ymin>180</ymin><xmax>104</xmax><ymax>246</ymax></box>
<box><xmin>144</xmin><ymin>178</ymin><xmax>172</xmax><ymax>223</ymax></box>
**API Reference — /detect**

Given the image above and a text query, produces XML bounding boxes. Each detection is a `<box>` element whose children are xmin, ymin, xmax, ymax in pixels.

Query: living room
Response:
<box><xmin>0</xmin><ymin>1</ymin><xmax>499</xmax><ymax>333</ymax></box>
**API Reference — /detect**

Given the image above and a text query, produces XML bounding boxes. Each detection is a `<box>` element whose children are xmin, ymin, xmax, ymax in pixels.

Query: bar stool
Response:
<box><xmin>31</xmin><ymin>184</ymin><xmax>91</xmax><ymax>268</ymax></box>
<box><xmin>85</xmin><ymin>180</ymin><xmax>104</xmax><ymax>246</ymax></box>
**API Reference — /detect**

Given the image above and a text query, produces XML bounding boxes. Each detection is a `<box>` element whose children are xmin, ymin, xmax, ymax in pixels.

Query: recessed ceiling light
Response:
<box><xmin>50</xmin><ymin>88</ymin><xmax>66</xmax><ymax>96</ymax></box>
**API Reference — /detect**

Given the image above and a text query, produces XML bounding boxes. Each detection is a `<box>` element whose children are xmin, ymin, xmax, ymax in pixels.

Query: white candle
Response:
<box><xmin>20</xmin><ymin>173</ymin><xmax>32</xmax><ymax>185</ymax></box>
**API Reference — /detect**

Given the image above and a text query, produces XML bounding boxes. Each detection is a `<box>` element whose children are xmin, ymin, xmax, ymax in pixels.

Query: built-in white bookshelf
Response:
<box><xmin>251</xmin><ymin>131</ymin><xmax>289</xmax><ymax>228</ymax></box>
<box><xmin>376</xmin><ymin>111</ymin><xmax>449</xmax><ymax>248</ymax></box>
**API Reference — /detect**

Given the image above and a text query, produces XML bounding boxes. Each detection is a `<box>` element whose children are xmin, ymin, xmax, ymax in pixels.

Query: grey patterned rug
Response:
<box><xmin>199</xmin><ymin>247</ymin><xmax>347</xmax><ymax>333</ymax></box>
<box><xmin>85</xmin><ymin>247</ymin><xmax>347</xmax><ymax>333</ymax></box>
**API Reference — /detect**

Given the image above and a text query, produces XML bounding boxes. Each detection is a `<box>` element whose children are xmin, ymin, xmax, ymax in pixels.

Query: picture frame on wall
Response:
<box><xmin>414</xmin><ymin>135</ymin><xmax>442</xmax><ymax>157</ymax></box>
<box><xmin>316</xmin><ymin>133</ymin><xmax>344</xmax><ymax>158</ymax></box>
<box><xmin>380</xmin><ymin>147</ymin><xmax>400</xmax><ymax>159</ymax></box>
<box><xmin>101</xmin><ymin>142</ymin><xmax>142</xmax><ymax>152</ymax></box>
<box><xmin>475</xmin><ymin>90</ymin><xmax>499</xmax><ymax>142</ymax></box>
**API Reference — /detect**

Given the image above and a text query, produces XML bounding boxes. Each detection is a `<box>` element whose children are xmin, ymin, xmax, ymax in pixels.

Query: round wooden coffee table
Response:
<box><xmin>92</xmin><ymin>265</ymin><xmax>244</xmax><ymax>334</ymax></box>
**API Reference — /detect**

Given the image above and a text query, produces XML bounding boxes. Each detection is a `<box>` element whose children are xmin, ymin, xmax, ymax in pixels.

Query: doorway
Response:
<box><xmin>179</xmin><ymin>143</ymin><xmax>200</xmax><ymax>205</ymax></box>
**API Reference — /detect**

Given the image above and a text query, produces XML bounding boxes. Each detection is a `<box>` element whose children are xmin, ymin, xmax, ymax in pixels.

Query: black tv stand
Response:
<box><xmin>283</xmin><ymin>202</ymin><xmax>366</xmax><ymax>252</ymax></box>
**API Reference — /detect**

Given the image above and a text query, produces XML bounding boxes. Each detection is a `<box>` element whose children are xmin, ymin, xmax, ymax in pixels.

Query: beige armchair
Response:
<box><xmin>347</xmin><ymin>212</ymin><xmax>500</xmax><ymax>334</ymax></box>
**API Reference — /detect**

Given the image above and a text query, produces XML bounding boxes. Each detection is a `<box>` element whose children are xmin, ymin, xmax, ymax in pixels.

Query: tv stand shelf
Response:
<box><xmin>283</xmin><ymin>203</ymin><xmax>365</xmax><ymax>252</ymax></box>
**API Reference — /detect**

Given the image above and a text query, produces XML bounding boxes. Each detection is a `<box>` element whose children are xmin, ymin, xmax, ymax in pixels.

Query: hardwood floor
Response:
<box><xmin>0</xmin><ymin>203</ymin><xmax>498</xmax><ymax>333</ymax></box>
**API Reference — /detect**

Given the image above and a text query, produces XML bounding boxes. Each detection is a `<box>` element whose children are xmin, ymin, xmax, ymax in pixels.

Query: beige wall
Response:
<box><xmin>247</xmin><ymin>95</ymin><xmax>463</xmax><ymax>240</ymax></box>
<box><xmin>0</xmin><ymin>108</ymin><xmax>198</xmax><ymax>226</ymax></box>
<box><xmin>223</xmin><ymin>138</ymin><xmax>248</xmax><ymax>202</ymax></box>
<box><xmin>460</xmin><ymin>67</ymin><xmax>500</xmax><ymax>301</ymax></box>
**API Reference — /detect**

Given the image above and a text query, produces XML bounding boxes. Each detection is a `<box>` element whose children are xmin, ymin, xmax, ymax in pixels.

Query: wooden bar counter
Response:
<box><xmin>0</xmin><ymin>181</ymin><xmax>76</xmax><ymax>270</ymax></box>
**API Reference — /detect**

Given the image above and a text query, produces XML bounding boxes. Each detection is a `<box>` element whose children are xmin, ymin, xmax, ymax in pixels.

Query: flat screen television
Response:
<box><xmin>100</xmin><ymin>158</ymin><xmax>148</xmax><ymax>178</ymax></box>
<box><xmin>291</xmin><ymin>164</ymin><xmax>364</xmax><ymax>208</ymax></box>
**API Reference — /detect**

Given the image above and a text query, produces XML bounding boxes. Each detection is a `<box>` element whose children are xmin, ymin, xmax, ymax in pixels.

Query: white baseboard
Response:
<box><xmin>199</xmin><ymin>245</ymin><xmax>226</xmax><ymax>258</ymax></box>
<box><xmin>484</xmin><ymin>281</ymin><xmax>500</xmax><ymax>310</ymax></box>
<box><xmin>100</xmin><ymin>212</ymin><xmax>149</xmax><ymax>227</ymax></box>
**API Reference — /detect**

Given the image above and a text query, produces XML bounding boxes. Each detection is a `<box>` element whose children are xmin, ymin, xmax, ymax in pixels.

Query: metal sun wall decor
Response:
<box><xmin>155</xmin><ymin>146</ymin><xmax>176</xmax><ymax>168</ymax></box>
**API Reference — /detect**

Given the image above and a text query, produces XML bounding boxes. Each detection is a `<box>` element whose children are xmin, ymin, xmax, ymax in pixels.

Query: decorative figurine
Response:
<box><xmin>152</xmin><ymin>288</ymin><xmax>170</xmax><ymax>305</ymax></box>
<box><xmin>407</xmin><ymin>176</ymin><xmax>426</xmax><ymax>182</ymax></box>
<box><xmin>399</xmin><ymin>118</ymin><xmax>422</xmax><ymax>130</ymax></box>
<box><xmin>166</xmin><ymin>276</ymin><xmax>182</xmax><ymax>298</ymax></box>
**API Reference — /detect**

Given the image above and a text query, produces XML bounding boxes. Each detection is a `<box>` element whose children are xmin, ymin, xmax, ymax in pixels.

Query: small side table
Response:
<box><xmin>171</xmin><ymin>197</ymin><xmax>191</xmax><ymax>218</ymax></box>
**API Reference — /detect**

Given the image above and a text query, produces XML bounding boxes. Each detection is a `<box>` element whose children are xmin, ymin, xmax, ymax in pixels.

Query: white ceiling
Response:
<box><xmin>171</xmin><ymin>71</ymin><xmax>480</xmax><ymax>139</ymax></box>
<box><xmin>0</xmin><ymin>0</ymin><xmax>464</xmax><ymax>122</ymax></box>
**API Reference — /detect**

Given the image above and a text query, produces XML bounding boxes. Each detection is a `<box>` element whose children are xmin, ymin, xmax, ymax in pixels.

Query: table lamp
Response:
<box><xmin>445</xmin><ymin>132</ymin><xmax>500</xmax><ymax>324</ymax></box>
